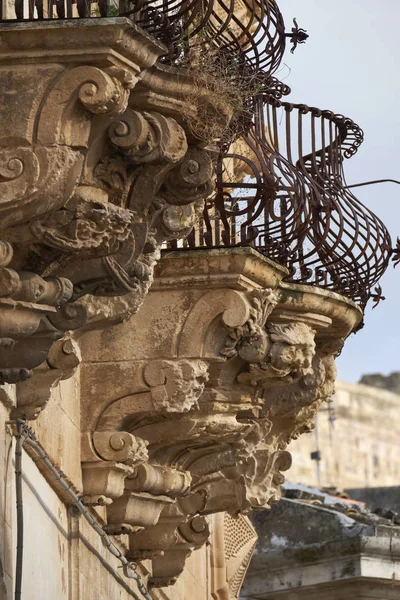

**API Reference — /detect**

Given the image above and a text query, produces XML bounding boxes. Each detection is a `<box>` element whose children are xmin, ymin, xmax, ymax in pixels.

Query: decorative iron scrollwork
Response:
<box><xmin>285</xmin><ymin>18</ymin><xmax>309</xmax><ymax>54</ymax></box>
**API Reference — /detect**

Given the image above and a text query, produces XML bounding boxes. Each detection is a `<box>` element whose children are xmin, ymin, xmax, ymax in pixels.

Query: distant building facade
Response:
<box><xmin>288</xmin><ymin>375</ymin><xmax>400</xmax><ymax>490</ymax></box>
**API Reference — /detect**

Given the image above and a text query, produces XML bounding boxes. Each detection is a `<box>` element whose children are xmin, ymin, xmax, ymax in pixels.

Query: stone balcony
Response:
<box><xmin>0</xmin><ymin>17</ymin><xmax>225</xmax><ymax>393</ymax></box>
<box><xmin>0</xmin><ymin>11</ymin><xmax>393</xmax><ymax>599</ymax></box>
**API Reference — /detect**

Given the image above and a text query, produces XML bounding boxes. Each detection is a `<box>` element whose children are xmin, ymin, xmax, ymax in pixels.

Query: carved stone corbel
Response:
<box><xmin>128</xmin><ymin>464</ymin><xmax>192</xmax><ymax>497</ymax></box>
<box><xmin>150</xmin><ymin>515</ymin><xmax>211</xmax><ymax>588</ymax></box>
<box><xmin>107</xmin><ymin>109</ymin><xmax>188</xmax><ymax>165</ymax></box>
<box><xmin>77</xmin><ymin>248</ymin><xmax>361</xmax><ymax>586</ymax></box>
<box><xmin>0</xmin><ymin>58</ymin><xmax>141</xmax><ymax>386</ymax></box>
<box><xmin>0</xmin><ymin>20</ymin><xmax>218</xmax><ymax>386</ymax></box>
<box><xmin>1</xmin><ymin>64</ymin><xmax>134</xmax><ymax>231</ymax></box>
<box><xmin>0</xmin><ymin>240</ymin><xmax>86</xmax><ymax>389</ymax></box>
<box><xmin>127</xmin><ymin>507</ymin><xmax>211</xmax><ymax>588</ymax></box>
<box><xmin>105</xmin><ymin>464</ymin><xmax>192</xmax><ymax>534</ymax></box>
<box><xmin>12</xmin><ymin>338</ymin><xmax>81</xmax><ymax>420</ymax></box>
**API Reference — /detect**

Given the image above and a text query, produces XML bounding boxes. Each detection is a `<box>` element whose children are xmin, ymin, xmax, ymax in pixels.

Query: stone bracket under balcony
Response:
<box><xmin>0</xmin><ymin>18</ymin><xmax>225</xmax><ymax>400</ymax></box>
<box><xmin>78</xmin><ymin>246</ymin><xmax>362</xmax><ymax>586</ymax></box>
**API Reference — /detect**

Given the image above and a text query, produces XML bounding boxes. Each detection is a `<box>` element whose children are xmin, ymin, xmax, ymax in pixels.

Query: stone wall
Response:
<box><xmin>0</xmin><ymin>399</ymin><xmax>13</xmax><ymax>600</ymax></box>
<box><xmin>360</xmin><ymin>371</ymin><xmax>400</xmax><ymax>394</ymax></box>
<box><xmin>288</xmin><ymin>379</ymin><xmax>400</xmax><ymax>489</ymax></box>
<box><xmin>0</xmin><ymin>383</ymin><xmax>258</xmax><ymax>600</ymax></box>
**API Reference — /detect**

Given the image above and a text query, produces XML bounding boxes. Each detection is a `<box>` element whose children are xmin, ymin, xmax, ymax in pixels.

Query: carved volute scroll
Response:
<box><xmin>79</xmin><ymin>247</ymin><xmax>362</xmax><ymax>588</ymax></box>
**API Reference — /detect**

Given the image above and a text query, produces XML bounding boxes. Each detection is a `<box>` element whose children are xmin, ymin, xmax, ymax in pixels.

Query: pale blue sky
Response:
<box><xmin>278</xmin><ymin>0</ymin><xmax>400</xmax><ymax>383</ymax></box>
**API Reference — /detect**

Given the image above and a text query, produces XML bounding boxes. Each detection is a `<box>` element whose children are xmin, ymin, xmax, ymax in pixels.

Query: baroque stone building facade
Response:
<box><xmin>0</xmin><ymin>2</ymin><xmax>395</xmax><ymax>600</ymax></box>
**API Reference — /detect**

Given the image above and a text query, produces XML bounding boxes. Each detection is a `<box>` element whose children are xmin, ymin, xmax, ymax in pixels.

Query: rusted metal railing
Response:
<box><xmin>173</xmin><ymin>97</ymin><xmax>391</xmax><ymax>306</ymax></box>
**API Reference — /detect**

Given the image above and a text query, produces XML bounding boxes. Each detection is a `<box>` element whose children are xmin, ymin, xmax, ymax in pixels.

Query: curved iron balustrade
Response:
<box><xmin>130</xmin><ymin>0</ymin><xmax>286</xmax><ymax>72</ymax></box>
<box><xmin>175</xmin><ymin>96</ymin><xmax>392</xmax><ymax>307</ymax></box>
<box><xmin>1</xmin><ymin>0</ymin><xmax>287</xmax><ymax>73</ymax></box>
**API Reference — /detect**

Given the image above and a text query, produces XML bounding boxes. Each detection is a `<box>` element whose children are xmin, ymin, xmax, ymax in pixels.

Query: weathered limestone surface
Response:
<box><xmin>78</xmin><ymin>247</ymin><xmax>361</xmax><ymax>587</ymax></box>
<box><xmin>0</xmin><ymin>407</ymin><xmax>255</xmax><ymax>600</ymax></box>
<box><xmin>0</xmin><ymin>19</ymin><xmax>227</xmax><ymax>599</ymax></box>
<box><xmin>0</xmin><ymin>18</ymin><xmax>218</xmax><ymax>396</ymax></box>
<box><xmin>2</xmin><ymin>445</ymin><xmax>154</xmax><ymax>600</ymax></box>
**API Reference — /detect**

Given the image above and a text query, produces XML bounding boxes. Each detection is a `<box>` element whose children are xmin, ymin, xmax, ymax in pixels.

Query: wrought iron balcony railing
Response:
<box><xmin>0</xmin><ymin>0</ymin><xmax>287</xmax><ymax>72</ymax></box>
<box><xmin>171</xmin><ymin>97</ymin><xmax>392</xmax><ymax>307</ymax></box>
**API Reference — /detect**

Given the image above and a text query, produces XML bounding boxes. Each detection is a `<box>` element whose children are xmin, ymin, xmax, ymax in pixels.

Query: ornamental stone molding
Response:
<box><xmin>0</xmin><ymin>18</ymin><xmax>220</xmax><ymax>394</ymax></box>
<box><xmin>78</xmin><ymin>246</ymin><xmax>362</xmax><ymax>587</ymax></box>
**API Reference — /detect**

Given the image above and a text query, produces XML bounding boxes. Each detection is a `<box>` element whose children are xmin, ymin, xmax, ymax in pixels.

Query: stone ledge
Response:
<box><xmin>0</xmin><ymin>18</ymin><xmax>166</xmax><ymax>69</ymax></box>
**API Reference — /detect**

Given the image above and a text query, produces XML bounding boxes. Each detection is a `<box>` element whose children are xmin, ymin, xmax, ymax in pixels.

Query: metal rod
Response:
<box><xmin>14</xmin><ymin>420</ymin><xmax>24</xmax><ymax>600</ymax></box>
<box><xmin>344</xmin><ymin>179</ymin><xmax>400</xmax><ymax>189</ymax></box>
<box><xmin>11</xmin><ymin>421</ymin><xmax>153</xmax><ymax>600</ymax></box>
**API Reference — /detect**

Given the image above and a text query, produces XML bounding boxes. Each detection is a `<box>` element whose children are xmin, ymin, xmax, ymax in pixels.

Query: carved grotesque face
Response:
<box><xmin>268</xmin><ymin>323</ymin><xmax>316</xmax><ymax>378</ymax></box>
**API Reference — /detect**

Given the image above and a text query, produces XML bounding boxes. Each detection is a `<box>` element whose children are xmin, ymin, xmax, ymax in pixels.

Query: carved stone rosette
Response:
<box><xmin>0</xmin><ymin>19</ymin><xmax>218</xmax><ymax>404</ymax></box>
<box><xmin>79</xmin><ymin>247</ymin><xmax>362</xmax><ymax>587</ymax></box>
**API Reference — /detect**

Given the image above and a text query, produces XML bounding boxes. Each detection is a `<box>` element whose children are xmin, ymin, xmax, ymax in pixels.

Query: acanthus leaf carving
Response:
<box><xmin>0</xmin><ymin>66</ymin><xmax>137</xmax><ymax>230</ymax></box>
<box><xmin>37</xmin><ymin>66</ymin><xmax>135</xmax><ymax>148</ymax></box>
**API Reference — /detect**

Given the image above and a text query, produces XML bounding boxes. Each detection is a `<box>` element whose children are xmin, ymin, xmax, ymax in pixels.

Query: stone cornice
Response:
<box><xmin>155</xmin><ymin>248</ymin><xmax>362</xmax><ymax>336</ymax></box>
<box><xmin>0</xmin><ymin>18</ymin><xmax>166</xmax><ymax>70</ymax></box>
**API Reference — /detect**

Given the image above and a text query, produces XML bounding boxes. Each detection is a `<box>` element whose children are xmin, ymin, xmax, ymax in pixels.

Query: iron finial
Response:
<box><xmin>285</xmin><ymin>18</ymin><xmax>309</xmax><ymax>54</ymax></box>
